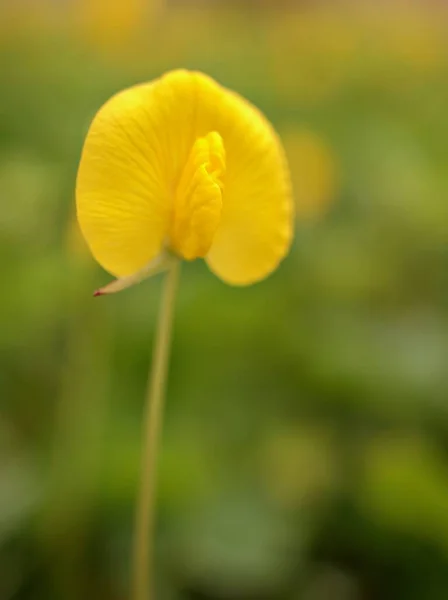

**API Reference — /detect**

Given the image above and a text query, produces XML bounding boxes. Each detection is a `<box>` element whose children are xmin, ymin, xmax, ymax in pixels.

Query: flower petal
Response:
<box><xmin>76</xmin><ymin>71</ymin><xmax>198</xmax><ymax>277</ymax></box>
<box><xmin>171</xmin><ymin>131</ymin><xmax>225</xmax><ymax>260</ymax></box>
<box><xmin>190</xmin><ymin>75</ymin><xmax>294</xmax><ymax>285</ymax></box>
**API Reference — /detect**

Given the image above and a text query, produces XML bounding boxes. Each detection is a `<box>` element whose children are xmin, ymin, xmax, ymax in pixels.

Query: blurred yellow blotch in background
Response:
<box><xmin>76</xmin><ymin>0</ymin><xmax>164</xmax><ymax>55</ymax></box>
<box><xmin>365</xmin><ymin>3</ymin><xmax>446</xmax><ymax>74</ymax></box>
<box><xmin>282</xmin><ymin>128</ymin><xmax>338</xmax><ymax>220</ymax></box>
<box><xmin>267</xmin><ymin>9</ymin><xmax>359</xmax><ymax>105</ymax></box>
<box><xmin>266</xmin><ymin>4</ymin><xmax>446</xmax><ymax>106</ymax></box>
<box><xmin>0</xmin><ymin>0</ymin><xmax>57</xmax><ymax>41</ymax></box>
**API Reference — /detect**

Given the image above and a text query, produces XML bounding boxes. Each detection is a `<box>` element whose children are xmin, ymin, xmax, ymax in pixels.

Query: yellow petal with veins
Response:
<box><xmin>76</xmin><ymin>70</ymin><xmax>293</xmax><ymax>285</ymax></box>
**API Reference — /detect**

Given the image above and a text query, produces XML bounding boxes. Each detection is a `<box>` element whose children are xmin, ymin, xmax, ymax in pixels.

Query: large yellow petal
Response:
<box><xmin>76</xmin><ymin>71</ymin><xmax>198</xmax><ymax>277</ymax></box>
<box><xmin>186</xmin><ymin>74</ymin><xmax>293</xmax><ymax>285</ymax></box>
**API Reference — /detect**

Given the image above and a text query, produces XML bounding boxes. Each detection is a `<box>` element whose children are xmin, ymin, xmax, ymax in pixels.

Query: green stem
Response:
<box><xmin>132</xmin><ymin>259</ymin><xmax>180</xmax><ymax>600</ymax></box>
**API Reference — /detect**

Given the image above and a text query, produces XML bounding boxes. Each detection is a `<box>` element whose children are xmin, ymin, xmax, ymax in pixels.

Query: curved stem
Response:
<box><xmin>132</xmin><ymin>259</ymin><xmax>180</xmax><ymax>600</ymax></box>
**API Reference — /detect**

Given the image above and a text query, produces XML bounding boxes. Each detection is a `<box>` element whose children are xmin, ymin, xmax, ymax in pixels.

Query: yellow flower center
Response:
<box><xmin>170</xmin><ymin>131</ymin><xmax>225</xmax><ymax>260</ymax></box>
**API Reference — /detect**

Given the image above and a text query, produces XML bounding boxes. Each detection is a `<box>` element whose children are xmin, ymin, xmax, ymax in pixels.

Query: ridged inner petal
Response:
<box><xmin>170</xmin><ymin>131</ymin><xmax>225</xmax><ymax>260</ymax></box>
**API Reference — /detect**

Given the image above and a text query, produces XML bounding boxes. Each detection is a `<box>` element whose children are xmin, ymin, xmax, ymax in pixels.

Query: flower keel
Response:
<box><xmin>170</xmin><ymin>131</ymin><xmax>225</xmax><ymax>260</ymax></box>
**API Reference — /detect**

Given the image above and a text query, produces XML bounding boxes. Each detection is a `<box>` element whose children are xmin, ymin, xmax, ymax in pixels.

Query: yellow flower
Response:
<box><xmin>76</xmin><ymin>70</ymin><xmax>293</xmax><ymax>288</ymax></box>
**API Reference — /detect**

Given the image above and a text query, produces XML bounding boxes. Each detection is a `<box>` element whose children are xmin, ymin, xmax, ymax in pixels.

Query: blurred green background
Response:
<box><xmin>1</xmin><ymin>1</ymin><xmax>448</xmax><ymax>599</ymax></box>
